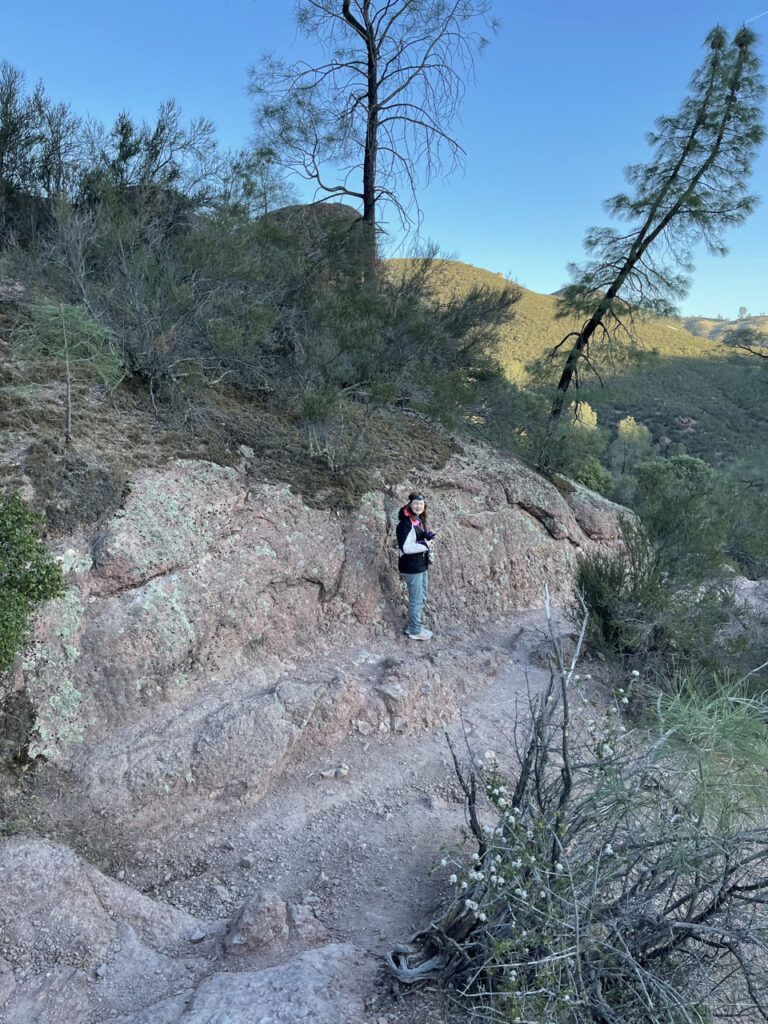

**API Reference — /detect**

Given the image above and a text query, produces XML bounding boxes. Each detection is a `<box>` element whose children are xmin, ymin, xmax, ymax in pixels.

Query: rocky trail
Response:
<box><xmin>0</xmin><ymin>612</ymin><xmax>563</xmax><ymax>1024</ymax></box>
<box><xmin>0</xmin><ymin>443</ymin><xmax>624</xmax><ymax>1022</ymax></box>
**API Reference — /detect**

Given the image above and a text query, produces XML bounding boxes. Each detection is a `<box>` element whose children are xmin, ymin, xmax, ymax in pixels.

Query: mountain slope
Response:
<box><xmin>387</xmin><ymin>258</ymin><xmax>768</xmax><ymax>470</ymax></box>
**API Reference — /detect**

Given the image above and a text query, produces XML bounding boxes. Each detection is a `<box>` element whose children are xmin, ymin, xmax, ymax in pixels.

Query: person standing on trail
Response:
<box><xmin>396</xmin><ymin>492</ymin><xmax>435</xmax><ymax>640</ymax></box>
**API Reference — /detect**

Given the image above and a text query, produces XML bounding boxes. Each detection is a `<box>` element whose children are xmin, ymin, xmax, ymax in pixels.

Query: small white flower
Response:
<box><xmin>460</xmin><ymin>880</ymin><xmax>468</xmax><ymax>890</ymax></box>
<box><xmin>573</xmin><ymin>673</ymin><xmax>580</xmax><ymax>681</ymax></box>
<box><xmin>472</xmin><ymin>853</ymin><xmax>480</xmax><ymax>862</ymax></box>
<box><xmin>584</xmin><ymin>673</ymin><xmax>592</xmax><ymax>679</ymax></box>
<box><xmin>497</xmin><ymin>797</ymin><xmax>507</xmax><ymax>808</ymax></box>
<box><xmin>478</xmin><ymin>912</ymin><xmax>487</xmax><ymax>922</ymax></box>
<box><xmin>440</xmin><ymin>858</ymin><xmax>447</xmax><ymax>867</ymax></box>
<box><xmin>483</xmin><ymin>824</ymin><xmax>493</xmax><ymax>834</ymax></box>
<box><xmin>499</xmin><ymin>785</ymin><xmax>507</xmax><ymax>794</ymax></box>
<box><xmin>604</xmin><ymin>843</ymin><xmax>614</xmax><ymax>855</ymax></box>
<box><xmin>622</xmin><ymin>697</ymin><xmax>629</xmax><ymax>705</ymax></box>
<box><xmin>631</xmin><ymin>669</ymin><xmax>640</xmax><ymax>677</ymax></box>
<box><xmin>514</xmin><ymin>888</ymin><xmax>528</xmax><ymax>900</ymax></box>
<box><xmin>539</xmin><ymin>890</ymin><xmax>547</xmax><ymax>898</ymax></box>
<box><xmin>602</xmin><ymin>745</ymin><xmax>614</xmax><ymax>757</ymax></box>
<box><xmin>617</xmin><ymin>687</ymin><xmax>625</xmax><ymax>694</ymax></box>
<box><xmin>484</xmin><ymin>750</ymin><xmax>497</xmax><ymax>763</ymax></box>
<box><xmin>494</xmin><ymin>828</ymin><xmax>504</xmax><ymax>835</ymax></box>
<box><xmin>495</xmin><ymin>875</ymin><xmax>504</xmax><ymax>885</ymax></box>
<box><xmin>465</xmin><ymin>899</ymin><xmax>478</xmax><ymax>911</ymax></box>
<box><xmin>449</xmin><ymin>874</ymin><xmax>457</xmax><ymax>885</ymax></box>
<box><xmin>555</xmin><ymin>862</ymin><xmax>564</xmax><ymax>873</ymax></box>
<box><xmin>476</xmin><ymin>759</ymin><xmax>484</xmax><ymax>768</ymax></box>
<box><xmin>494</xmin><ymin>854</ymin><xmax>502</xmax><ymax>863</ymax></box>
<box><xmin>526</xmin><ymin>829</ymin><xmax>533</xmax><ymax>839</ymax></box>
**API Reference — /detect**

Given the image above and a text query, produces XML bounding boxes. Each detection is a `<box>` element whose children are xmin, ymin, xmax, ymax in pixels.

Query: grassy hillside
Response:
<box><xmin>390</xmin><ymin>258</ymin><xmax>721</xmax><ymax>376</ymax></box>
<box><xmin>683</xmin><ymin>314</ymin><xmax>768</xmax><ymax>342</ymax></box>
<box><xmin>387</xmin><ymin>258</ymin><xmax>768</xmax><ymax>472</ymax></box>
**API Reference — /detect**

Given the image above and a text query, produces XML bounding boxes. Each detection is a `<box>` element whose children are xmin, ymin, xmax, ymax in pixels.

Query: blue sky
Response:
<box><xmin>3</xmin><ymin>0</ymin><xmax>767</xmax><ymax>318</ymax></box>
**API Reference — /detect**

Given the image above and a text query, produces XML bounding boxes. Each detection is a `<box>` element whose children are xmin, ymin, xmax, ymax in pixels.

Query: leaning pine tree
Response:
<box><xmin>545</xmin><ymin>25</ymin><xmax>765</xmax><ymax>446</ymax></box>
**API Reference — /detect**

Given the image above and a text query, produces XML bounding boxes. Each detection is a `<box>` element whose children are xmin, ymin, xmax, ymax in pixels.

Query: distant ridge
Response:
<box><xmin>682</xmin><ymin>314</ymin><xmax>768</xmax><ymax>342</ymax></box>
<box><xmin>387</xmin><ymin>258</ymin><xmax>719</xmax><ymax>381</ymax></box>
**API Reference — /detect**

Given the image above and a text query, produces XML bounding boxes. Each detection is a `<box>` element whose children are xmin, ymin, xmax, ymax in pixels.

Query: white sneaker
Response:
<box><xmin>407</xmin><ymin>630</ymin><xmax>432</xmax><ymax>640</ymax></box>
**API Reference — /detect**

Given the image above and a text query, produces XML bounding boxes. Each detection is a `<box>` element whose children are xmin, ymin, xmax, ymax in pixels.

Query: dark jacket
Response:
<box><xmin>396</xmin><ymin>506</ymin><xmax>429</xmax><ymax>574</ymax></box>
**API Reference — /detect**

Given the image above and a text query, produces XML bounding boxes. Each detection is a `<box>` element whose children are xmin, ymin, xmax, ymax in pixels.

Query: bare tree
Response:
<box><xmin>249</xmin><ymin>0</ymin><xmax>498</xmax><ymax>247</ymax></box>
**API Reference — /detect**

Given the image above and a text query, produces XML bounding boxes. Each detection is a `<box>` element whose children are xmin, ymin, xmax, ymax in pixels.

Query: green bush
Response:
<box><xmin>624</xmin><ymin>455</ymin><xmax>730</xmax><ymax>581</ymax></box>
<box><xmin>0</xmin><ymin>492</ymin><xmax>66</xmax><ymax>673</ymax></box>
<box><xmin>576</xmin><ymin>518</ymin><xmax>666</xmax><ymax>661</ymax></box>
<box><xmin>576</xmin><ymin>516</ymin><xmax>768</xmax><ymax>694</ymax></box>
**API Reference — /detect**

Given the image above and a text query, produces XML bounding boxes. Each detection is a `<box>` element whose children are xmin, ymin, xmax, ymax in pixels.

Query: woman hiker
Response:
<box><xmin>396</xmin><ymin>492</ymin><xmax>435</xmax><ymax>640</ymax></box>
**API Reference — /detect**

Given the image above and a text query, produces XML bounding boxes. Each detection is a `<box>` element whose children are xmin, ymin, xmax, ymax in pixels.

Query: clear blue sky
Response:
<box><xmin>3</xmin><ymin>0</ymin><xmax>767</xmax><ymax>318</ymax></box>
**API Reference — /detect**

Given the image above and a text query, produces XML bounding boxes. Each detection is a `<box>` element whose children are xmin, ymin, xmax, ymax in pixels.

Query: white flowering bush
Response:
<box><xmin>388</xmin><ymin>598</ymin><xmax>768</xmax><ymax>1024</ymax></box>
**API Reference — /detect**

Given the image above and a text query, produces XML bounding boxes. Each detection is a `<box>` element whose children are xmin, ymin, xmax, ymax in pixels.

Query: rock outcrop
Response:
<box><xmin>0</xmin><ymin>837</ymin><xmax>371</xmax><ymax>1024</ymax></box>
<box><xmin>8</xmin><ymin>441</ymin><xmax>626</xmax><ymax>827</ymax></box>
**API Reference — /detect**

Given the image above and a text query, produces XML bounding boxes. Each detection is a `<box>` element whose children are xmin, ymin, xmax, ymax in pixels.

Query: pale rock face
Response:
<box><xmin>0</xmin><ymin>444</ymin><xmax>626</xmax><ymax>1023</ymax></box>
<box><xmin>112</xmin><ymin>945</ymin><xmax>373</xmax><ymax>1024</ymax></box>
<box><xmin>0</xmin><ymin>837</ymin><xmax>216</xmax><ymax>1023</ymax></box>
<box><xmin>13</xmin><ymin>442</ymin><xmax>626</xmax><ymax>821</ymax></box>
<box><xmin>0</xmin><ymin>837</ymin><xmax>365</xmax><ymax>1024</ymax></box>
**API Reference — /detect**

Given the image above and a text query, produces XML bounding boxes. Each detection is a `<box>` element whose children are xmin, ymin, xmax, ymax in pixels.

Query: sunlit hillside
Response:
<box><xmin>683</xmin><ymin>314</ymin><xmax>768</xmax><ymax>342</ymax></box>
<box><xmin>387</xmin><ymin>258</ymin><xmax>768</xmax><ymax>471</ymax></box>
<box><xmin>388</xmin><ymin>258</ymin><xmax>721</xmax><ymax>380</ymax></box>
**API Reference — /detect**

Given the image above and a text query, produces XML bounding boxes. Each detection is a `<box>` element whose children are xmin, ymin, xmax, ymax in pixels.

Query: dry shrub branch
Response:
<box><xmin>389</xmin><ymin>591</ymin><xmax>768</xmax><ymax>1023</ymax></box>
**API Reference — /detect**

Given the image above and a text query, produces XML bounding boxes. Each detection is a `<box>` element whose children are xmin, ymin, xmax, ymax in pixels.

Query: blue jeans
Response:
<box><xmin>401</xmin><ymin>571</ymin><xmax>429</xmax><ymax>635</ymax></box>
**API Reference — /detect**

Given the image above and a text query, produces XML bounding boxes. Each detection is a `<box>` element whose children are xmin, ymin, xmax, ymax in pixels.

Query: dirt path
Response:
<box><xmin>0</xmin><ymin>610</ymin><xmax>574</xmax><ymax>1024</ymax></box>
<box><xmin>114</xmin><ymin>611</ymin><xmax>556</xmax><ymax>1020</ymax></box>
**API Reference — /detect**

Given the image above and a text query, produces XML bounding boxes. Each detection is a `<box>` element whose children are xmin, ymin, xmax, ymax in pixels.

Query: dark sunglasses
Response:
<box><xmin>411</xmin><ymin>494</ymin><xmax>425</xmax><ymax>501</ymax></box>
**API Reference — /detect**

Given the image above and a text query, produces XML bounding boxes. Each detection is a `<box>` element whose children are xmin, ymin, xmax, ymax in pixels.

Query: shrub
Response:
<box><xmin>629</xmin><ymin>455</ymin><xmax>730</xmax><ymax>581</ymax></box>
<box><xmin>576</xmin><ymin>517</ymin><xmax>667</xmax><ymax>662</ymax></box>
<box><xmin>0</xmin><ymin>491</ymin><xmax>65</xmax><ymax>673</ymax></box>
<box><xmin>390</xmin><ymin>609</ymin><xmax>768</xmax><ymax>1023</ymax></box>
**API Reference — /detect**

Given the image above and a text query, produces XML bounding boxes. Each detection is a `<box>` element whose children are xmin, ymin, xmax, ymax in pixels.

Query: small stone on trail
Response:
<box><xmin>96</xmin><ymin>963</ymin><xmax>107</xmax><ymax>978</ymax></box>
<box><xmin>221</xmin><ymin>839</ymin><xmax>235</xmax><ymax>851</ymax></box>
<box><xmin>425</xmin><ymin>794</ymin><xmax>448</xmax><ymax>811</ymax></box>
<box><xmin>116</xmin><ymin>870</ymin><xmax>125</xmax><ymax>880</ymax></box>
<box><xmin>335</xmin><ymin>763</ymin><xmax>350</xmax><ymax>778</ymax></box>
<box><xmin>189</xmin><ymin>929</ymin><xmax>207</xmax><ymax>944</ymax></box>
<box><xmin>356</xmin><ymin>720</ymin><xmax>373</xmax><ymax>736</ymax></box>
<box><xmin>239</xmin><ymin>857</ymin><xmax>254</xmax><ymax>869</ymax></box>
